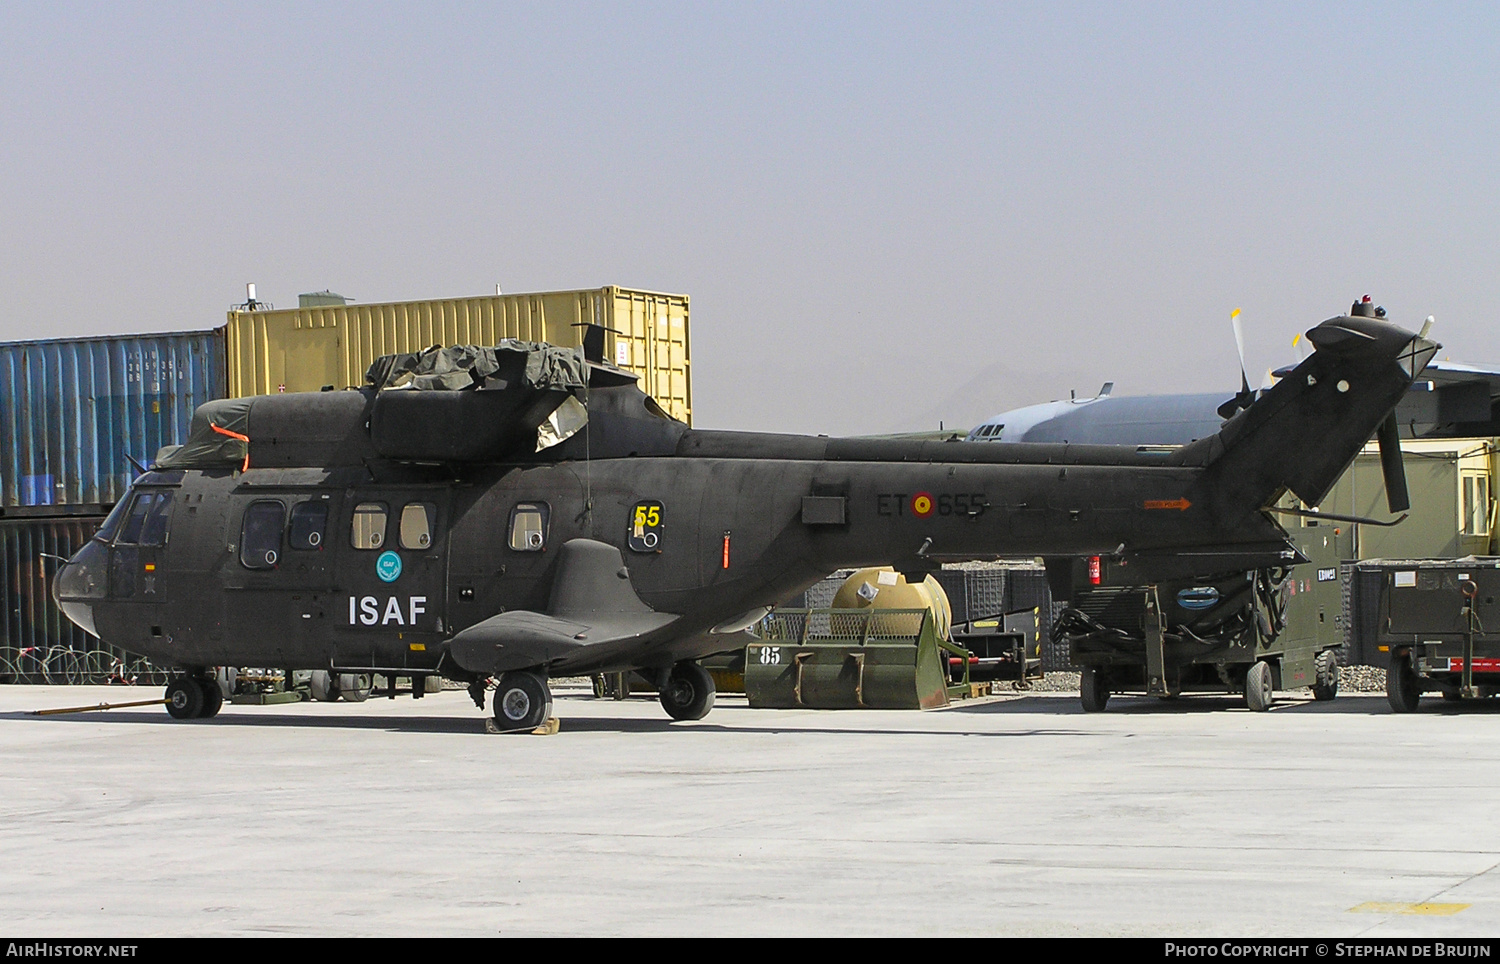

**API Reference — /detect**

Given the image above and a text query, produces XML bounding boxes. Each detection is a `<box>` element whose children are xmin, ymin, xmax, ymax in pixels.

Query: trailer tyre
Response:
<box><xmin>308</xmin><ymin>670</ymin><xmax>338</xmax><ymax>702</ymax></box>
<box><xmin>1312</xmin><ymin>650</ymin><xmax>1339</xmax><ymax>702</ymax></box>
<box><xmin>1245</xmin><ymin>661</ymin><xmax>1273</xmax><ymax>712</ymax></box>
<box><xmin>1080</xmin><ymin>666</ymin><xmax>1109</xmax><ymax>712</ymax></box>
<box><xmin>1386</xmin><ymin>653</ymin><xmax>1421</xmax><ymax>713</ymax></box>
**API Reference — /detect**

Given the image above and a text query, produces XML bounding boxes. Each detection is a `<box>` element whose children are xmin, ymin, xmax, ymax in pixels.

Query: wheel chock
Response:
<box><xmin>484</xmin><ymin>716</ymin><xmax>561</xmax><ymax>735</ymax></box>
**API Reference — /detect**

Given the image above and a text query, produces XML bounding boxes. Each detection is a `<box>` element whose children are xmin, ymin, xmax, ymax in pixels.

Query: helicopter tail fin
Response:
<box><xmin>1185</xmin><ymin>314</ymin><xmax>1439</xmax><ymax>525</ymax></box>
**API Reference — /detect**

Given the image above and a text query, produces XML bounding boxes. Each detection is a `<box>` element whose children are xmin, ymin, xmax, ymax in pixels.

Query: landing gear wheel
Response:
<box><xmin>493</xmin><ymin>672</ymin><xmax>551</xmax><ymax>731</ymax></box>
<box><xmin>196</xmin><ymin>678</ymin><xmax>223</xmax><ymax>719</ymax></box>
<box><xmin>1312</xmin><ymin>650</ymin><xmax>1339</xmax><ymax>702</ymax></box>
<box><xmin>165</xmin><ymin>677</ymin><xmax>204</xmax><ymax>720</ymax></box>
<box><xmin>1386</xmin><ymin>653</ymin><xmax>1421</xmax><ymax>713</ymax></box>
<box><xmin>1079</xmin><ymin>666</ymin><xmax>1109</xmax><ymax>712</ymax></box>
<box><xmin>1244</xmin><ymin>661</ymin><xmax>1273</xmax><ymax>712</ymax></box>
<box><xmin>659</xmin><ymin>661</ymin><xmax>716</xmax><ymax>721</ymax></box>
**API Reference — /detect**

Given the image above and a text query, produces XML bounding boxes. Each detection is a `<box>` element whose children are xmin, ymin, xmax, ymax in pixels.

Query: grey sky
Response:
<box><xmin>2</xmin><ymin>2</ymin><xmax>1497</xmax><ymax>434</ymax></box>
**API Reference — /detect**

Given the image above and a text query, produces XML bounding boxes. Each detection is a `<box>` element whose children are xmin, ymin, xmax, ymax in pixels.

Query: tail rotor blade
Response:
<box><xmin>1377</xmin><ymin>412</ymin><xmax>1410</xmax><ymax>514</ymax></box>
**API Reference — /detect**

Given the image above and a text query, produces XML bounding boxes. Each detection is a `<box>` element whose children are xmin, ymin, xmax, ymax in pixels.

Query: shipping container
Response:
<box><xmin>1314</xmin><ymin>438</ymin><xmax>1495</xmax><ymax>560</ymax></box>
<box><xmin>2</xmin><ymin>516</ymin><xmax>102</xmax><ymax>681</ymax></box>
<box><xmin>0</xmin><ymin>332</ymin><xmax>225</xmax><ymax>509</ymax></box>
<box><xmin>223</xmin><ymin>286</ymin><xmax>693</xmax><ymax>424</ymax></box>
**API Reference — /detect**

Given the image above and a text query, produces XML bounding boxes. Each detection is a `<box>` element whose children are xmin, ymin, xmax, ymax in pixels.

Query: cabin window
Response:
<box><xmin>289</xmin><ymin>501</ymin><xmax>329</xmax><ymax>550</ymax></box>
<box><xmin>351</xmin><ymin>502</ymin><xmax>388</xmax><ymax>549</ymax></box>
<box><xmin>240</xmin><ymin>501</ymin><xmax>285</xmax><ymax>569</ymax></box>
<box><xmin>400</xmin><ymin>503</ymin><xmax>436</xmax><ymax>550</ymax></box>
<box><xmin>508</xmin><ymin>502</ymin><xmax>549</xmax><ymax>551</ymax></box>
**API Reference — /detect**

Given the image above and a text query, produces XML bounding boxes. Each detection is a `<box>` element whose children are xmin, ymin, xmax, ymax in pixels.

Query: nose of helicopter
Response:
<box><xmin>52</xmin><ymin>538</ymin><xmax>108</xmax><ymax>638</ymax></box>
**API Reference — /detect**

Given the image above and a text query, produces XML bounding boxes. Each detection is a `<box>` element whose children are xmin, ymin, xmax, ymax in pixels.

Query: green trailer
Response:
<box><xmin>743</xmin><ymin>608</ymin><xmax>977</xmax><ymax>709</ymax></box>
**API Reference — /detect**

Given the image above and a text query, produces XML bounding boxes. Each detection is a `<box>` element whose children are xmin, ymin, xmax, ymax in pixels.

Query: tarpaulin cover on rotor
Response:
<box><xmin>364</xmin><ymin>341</ymin><xmax>588</xmax><ymax>395</ymax></box>
<box><xmin>154</xmin><ymin>397</ymin><xmax>253</xmax><ymax>469</ymax></box>
<box><xmin>365</xmin><ymin>342</ymin><xmax>590</xmax><ymax>461</ymax></box>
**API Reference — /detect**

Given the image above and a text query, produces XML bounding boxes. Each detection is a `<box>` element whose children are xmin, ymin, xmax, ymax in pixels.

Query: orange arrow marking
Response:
<box><xmin>1143</xmin><ymin>498</ymin><xmax>1192</xmax><ymax>511</ymax></box>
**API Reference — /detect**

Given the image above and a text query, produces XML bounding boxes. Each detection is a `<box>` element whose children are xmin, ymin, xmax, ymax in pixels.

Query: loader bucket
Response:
<box><xmin>743</xmin><ymin>608</ymin><xmax>950</xmax><ymax>709</ymax></box>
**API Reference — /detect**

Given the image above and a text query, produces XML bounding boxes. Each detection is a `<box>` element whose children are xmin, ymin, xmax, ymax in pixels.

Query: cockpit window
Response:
<box><xmin>400</xmin><ymin>503</ymin><xmax>436</xmax><ymax>550</ymax></box>
<box><xmin>118</xmin><ymin>493</ymin><xmax>155</xmax><ymax>545</ymax></box>
<box><xmin>508</xmin><ymin>502</ymin><xmax>549</xmax><ymax>551</ymax></box>
<box><xmin>351</xmin><ymin>502</ymin><xmax>388</xmax><ymax>550</ymax></box>
<box><xmin>114</xmin><ymin>491</ymin><xmax>174</xmax><ymax>546</ymax></box>
<box><xmin>240</xmin><ymin>501</ymin><xmax>285</xmax><ymax>570</ymax></box>
<box><xmin>139</xmin><ymin>491</ymin><xmax>174</xmax><ymax>546</ymax></box>
<box><xmin>94</xmin><ymin>496</ymin><xmax>132</xmax><ymax>544</ymax></box>
<box><xmin>289</xmin><ymin>501</ymin><xmax>329</xmax><ymax>550</ymax></box>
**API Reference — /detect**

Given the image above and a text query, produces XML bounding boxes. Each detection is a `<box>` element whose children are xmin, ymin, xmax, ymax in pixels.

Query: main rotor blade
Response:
<box><xmin>1231</xmin><ymin>308</ymin><xmax>1250</xmax><ymax>395</ymax></box>
<box><xmin>1377</xmin><ymin>411</ymin><xmax>1410</xmax><ymax>514</ymax></box>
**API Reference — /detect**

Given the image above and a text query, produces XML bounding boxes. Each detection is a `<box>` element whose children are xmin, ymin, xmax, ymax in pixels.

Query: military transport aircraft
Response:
<box><xmin>53</xmin><ymin>311</ymin><xmax>1438</xmax><ymax>731</ymax></box>
<box><xmin>968</xmin><ymin>300</ymin><xmax>1492</xmax><ymax>447</ymax></box>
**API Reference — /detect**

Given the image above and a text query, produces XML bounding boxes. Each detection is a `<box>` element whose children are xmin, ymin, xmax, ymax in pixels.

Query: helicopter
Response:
<box><xmin>53</xmin><ymin>311</ymin><xmax>1438</xmax><ymax>730</ymax></box>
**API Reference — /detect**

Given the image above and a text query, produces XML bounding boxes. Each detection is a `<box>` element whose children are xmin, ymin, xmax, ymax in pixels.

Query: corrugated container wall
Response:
<box><xmin>1</xmin><ymin>516</ymin><xmax>105</xmax><ymax>657</ymax></box>
<box><xmin>0</xmin><ymin>333</ymin><xmax>225</xmax><ymax>509</ymax></box>
<box><xmin>223</xmin><ymin>287</ymin><xmax>693</xmax><ymax>424</ymax></box>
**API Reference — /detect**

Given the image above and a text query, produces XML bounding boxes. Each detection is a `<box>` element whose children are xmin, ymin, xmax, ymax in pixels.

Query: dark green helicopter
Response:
<box><xmin>54</xmin><ymin>312</ymin><xmax>1438</xmax><ymax>730</ymax></box>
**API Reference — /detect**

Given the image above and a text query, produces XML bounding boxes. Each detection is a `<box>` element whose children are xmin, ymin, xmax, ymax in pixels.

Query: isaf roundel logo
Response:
<box><xmin>911</xmin><ymin>492</ymin><xmax>934</xmax><ymax>518</ymax></box>
<box><xmin>376</xmin><ymin>550</ymin><xmax>402</xmax><ymax>583</ymax></box>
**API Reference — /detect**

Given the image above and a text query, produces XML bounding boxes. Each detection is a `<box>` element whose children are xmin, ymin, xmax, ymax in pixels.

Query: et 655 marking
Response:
<box><xmin>876</xmin><ymin>493</ymin><xmax>987</xmax><ymax>518</ymax></box>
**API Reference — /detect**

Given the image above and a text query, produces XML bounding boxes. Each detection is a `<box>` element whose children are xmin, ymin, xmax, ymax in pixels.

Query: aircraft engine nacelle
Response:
<box><xmin>368</xmin><ymin>387</ymin><xmax>573</xmax><ymax>462</ymax></box>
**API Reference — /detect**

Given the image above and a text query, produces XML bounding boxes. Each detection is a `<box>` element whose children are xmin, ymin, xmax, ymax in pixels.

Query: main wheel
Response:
<box><xmin>659</xmin><ymin>661</ymin><xmax>715</xmax><ymax>721</ymax></box>
<box><xmin>493</xmin><ymin>671</ymin><xmax>551</xmax><ymax>731</ymax></box>
<box><xmin>1079</xmin><ymin>666</ymin><xmax>1109</xmax><ymax>712</ymax></box>
<box><xmin>1312</xmin><ymin>650</ymin><xmax>1339</xmax><ymax>702</ymax></box>
<box><xmin>165</xmin><ymin>677</ymin><xmax>204</xmax><ymax>720</ymax></box>
<box><xmin>1245</xmin><ymin>661</ymin><xmax>1273</xmax><ymax>712</ymax></box>
<box><xmin>196</xmin><ymin>677</ymin><xmax>223</xmax><ymax>719</ymax></box>
<box><xmin>1386</xmin><ymin>653</ymin><xmax>1421</xmax><ymax>713</ymax></box>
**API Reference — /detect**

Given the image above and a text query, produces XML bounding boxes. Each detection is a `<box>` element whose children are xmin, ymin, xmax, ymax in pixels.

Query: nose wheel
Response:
<box><xmin>164</xmin><ymin>675</ymin><xmax>223</xmax><ymax>720</ymax></box>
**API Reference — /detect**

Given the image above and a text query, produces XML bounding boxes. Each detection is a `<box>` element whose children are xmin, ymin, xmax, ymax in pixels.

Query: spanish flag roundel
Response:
<box><xmin>911</xmin><ymin>492</ymin><xmax>934</xmax><ymax>517</ymax></box>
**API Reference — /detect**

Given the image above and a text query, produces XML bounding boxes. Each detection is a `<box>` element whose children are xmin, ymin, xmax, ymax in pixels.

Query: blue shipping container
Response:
<box><xmin>0</xmin><ymin>332</ymin><xmax>225</xmax><ymax>508</ymax></box>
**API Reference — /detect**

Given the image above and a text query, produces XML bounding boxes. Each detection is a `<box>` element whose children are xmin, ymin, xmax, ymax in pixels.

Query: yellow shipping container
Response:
<box><xmin>223</xmin><ymin>286</ymin><xmax>692</xmax><ymax>424</ymax></box>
